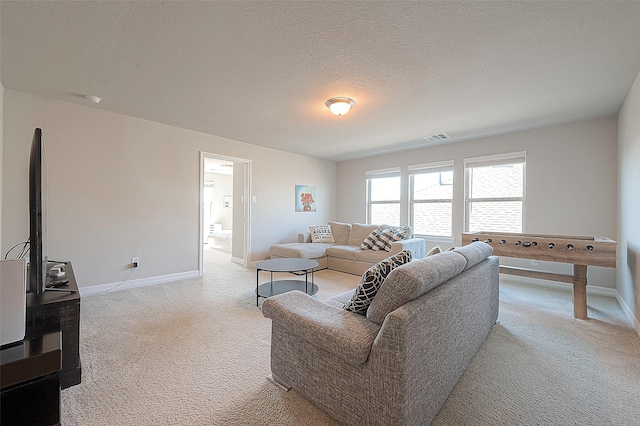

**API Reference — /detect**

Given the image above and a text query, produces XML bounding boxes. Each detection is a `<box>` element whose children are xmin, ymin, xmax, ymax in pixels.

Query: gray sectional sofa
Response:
<box><xmin>262</xmin><ymin>242</ymin><xmax>499</xmax><ymax>425</ymax></box>
<box><xmin>269</xmin><ymin>221</ymin><xmax>427</xmax><ymax>275</ymax></box>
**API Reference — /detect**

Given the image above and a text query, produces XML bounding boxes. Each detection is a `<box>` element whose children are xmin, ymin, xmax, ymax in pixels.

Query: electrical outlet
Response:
<box><xmin>531</xmin><ymin>260</ymin><xmax>539</xmax><ymax>266</ymax></box>
<box><xmin>131</xmin><ymin>257</ymin><xmax>139</xmax><ymax>268</ymax></box>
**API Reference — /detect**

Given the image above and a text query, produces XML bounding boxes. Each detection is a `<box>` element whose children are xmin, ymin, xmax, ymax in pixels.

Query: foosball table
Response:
<box><xmin>462</xmin><ymin>232</ymin><xmax>617</xmax><ymax>319</ymax></box>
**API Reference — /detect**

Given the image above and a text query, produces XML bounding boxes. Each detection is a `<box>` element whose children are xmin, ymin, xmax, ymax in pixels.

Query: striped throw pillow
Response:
<box><xmin>361</xmin><ymin>226</ymin><xmax>409</xmax><ymax>251</ymax></box>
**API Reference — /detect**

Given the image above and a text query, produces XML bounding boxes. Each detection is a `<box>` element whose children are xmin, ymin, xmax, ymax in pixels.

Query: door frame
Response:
<box><xmin>199</xmin><ymin>151</ymin><xmax>251</xmax><ymax>274</ymax></box>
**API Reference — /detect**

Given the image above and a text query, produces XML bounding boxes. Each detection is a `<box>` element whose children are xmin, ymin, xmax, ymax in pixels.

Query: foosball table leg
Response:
<box><xmin>573</xmin><ymin>264</ymin><xmax>588</xmax><ymax>319</ymax></box>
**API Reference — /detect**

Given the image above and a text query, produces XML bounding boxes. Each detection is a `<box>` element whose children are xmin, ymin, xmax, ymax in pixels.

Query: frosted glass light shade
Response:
<box><xmin>325</xmin><ymin>97</ymin><xmax>355</xmax><ymax>116</ymax></box>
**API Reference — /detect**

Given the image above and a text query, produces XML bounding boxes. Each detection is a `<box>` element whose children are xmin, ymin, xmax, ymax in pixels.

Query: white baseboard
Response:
<box><xmin>79</xmin><ymin>270</ymin><xmax>200</xmax><ymax>296</ymax></box>
<box><xmin>501</xmin><ymin>273</ymin><xmax>640</xmax><ymax>336</ymax></box>
<box><xmin>615</xmin><ymin>292</ymin><xmax>640</xmax><ymax>338</ymax></box>
<box><xmin>231</xmin><ymin>256</ymin><xmax>244</xmax><ymax>266</ymax></box>
<box><xmin>248</xmin><ymin>259</ymin><xmax>265</xmax><ymax>269</ymax></box>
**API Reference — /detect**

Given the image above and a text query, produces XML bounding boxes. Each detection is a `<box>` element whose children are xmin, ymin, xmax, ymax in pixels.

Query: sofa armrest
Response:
<box><xmin>297</xmin><ymin>233</ymin><xmax>311</xmax><ymax>243</ymax></box>
<box><xmin>390</xmin><ymin>237</ymin><xmax>426</xmax><ymax>258</ymax></box>
<box><xmin>262</xmin><ymin>291</ymin><xmax>381</xmax><ymax>365</ymax></box>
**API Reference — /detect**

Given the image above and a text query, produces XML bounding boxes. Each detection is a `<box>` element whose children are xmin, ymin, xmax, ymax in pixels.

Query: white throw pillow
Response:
<box><xmin>309</xmin><ymin>225</ymin><xmax>335</xmax><ymax>243</ymax></box>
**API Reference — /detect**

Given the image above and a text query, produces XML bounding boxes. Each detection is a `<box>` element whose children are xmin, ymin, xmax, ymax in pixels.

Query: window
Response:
<box><xmin>464</xmin><ymin>152</ymin><xmax>526</xmax><ymax>233</ymax></box>
<box><xmin>366</xmin><ymin>169</ymin><xmax>401</xmax><ymax>226</ymax></box>
<box><xmin>409</xmin><ymin>162</ymin><xmax>454</xmax><ymax>238</ymax></box>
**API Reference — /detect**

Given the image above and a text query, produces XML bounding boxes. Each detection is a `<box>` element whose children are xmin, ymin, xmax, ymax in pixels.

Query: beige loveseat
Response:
<box><xmin>263</xmin><ymin>242</ymin><xmax>499</xmax><ymax>425</ymax></box>
<box><xmin>269</xmin><ymin>221</ymin><xmax>427</xmax><ymax>275</ymax></box>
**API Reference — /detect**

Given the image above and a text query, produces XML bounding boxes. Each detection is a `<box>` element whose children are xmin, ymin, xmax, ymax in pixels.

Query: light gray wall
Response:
<box><xmin>337</xmin><ymin>117</ymin><xmax>618</xmax><ymax>288</ymax></box>
<box><xmin>1</xmin><ymin>89</ymin><xmax>336</xmax><ymax>290</ymax></box>
<box><xmin>618</xmin><ymin>70</ymin><xmax>640</xmax><ymax>329</ymax></box>
<box><xmin>0</xmin><ymin>84</ymin><xmax>4</xmax><ymax>255</ymax></box>
<box><xmin>1</xmin><ymin>0</ymin><xmax>3</xmax><ymax>252</ymax></box>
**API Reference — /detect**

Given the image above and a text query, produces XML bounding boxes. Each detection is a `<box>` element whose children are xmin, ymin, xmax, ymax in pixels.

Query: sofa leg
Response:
<box><xmin>267</xmin><ymin>373</ymin><xmax>291</xmax><ymax>391</ymax></box>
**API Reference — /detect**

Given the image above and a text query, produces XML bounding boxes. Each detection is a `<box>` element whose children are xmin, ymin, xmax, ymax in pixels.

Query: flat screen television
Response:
<box><xmin>29</xmin><ymin>127</ymin><xmax>48</xmax><ymax>294</ymax></box>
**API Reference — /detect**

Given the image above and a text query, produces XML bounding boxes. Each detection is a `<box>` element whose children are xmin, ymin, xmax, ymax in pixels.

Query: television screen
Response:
<box><xmin>28</xmin><ymin>127</ymin><xmax>48</xmax><ymax>294</ymax></box>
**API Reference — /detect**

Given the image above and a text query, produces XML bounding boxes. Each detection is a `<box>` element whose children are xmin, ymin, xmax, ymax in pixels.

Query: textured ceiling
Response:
<box><xmin>2</xmin><ymin>1</ymin><xmax>640</xmax><ymax>161</ymax></box>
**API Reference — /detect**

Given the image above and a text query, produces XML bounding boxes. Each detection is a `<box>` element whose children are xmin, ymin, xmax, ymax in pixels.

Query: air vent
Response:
<box><xmin>423</xmin><ymin>133</ymin><xmax>450</xmax><ymax>143</ymax></box>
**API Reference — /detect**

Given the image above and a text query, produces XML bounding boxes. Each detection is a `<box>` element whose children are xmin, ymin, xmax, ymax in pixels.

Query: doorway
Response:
<box><xmin>199</xmin><ymin>152</ymin><xmax>251</xmax><ymax>275</ymax></box>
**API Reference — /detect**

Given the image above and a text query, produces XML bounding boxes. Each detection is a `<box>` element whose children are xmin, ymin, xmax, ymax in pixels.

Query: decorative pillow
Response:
<box><xmin>360</xmin><ymin>226</ymin><xmax>409</xmax><ymax>251</ymax></box>
<box><xmin>309</xmin><ymin>225</ymin><xmax>335</xmax><ymax>243</ymax></box>
<box><xmin>343</xmin><ymin>250</ymin><xmax>413</xmax><ymax>315</ymax></box>
<box><xmin>328</xmin><ymin>221</ymin><xmax>351</xmax><ymax>245</ymax></box>
<box><xmin>426</xmin><ymin>245</ymin><xmax>441</xmax><ymax>256</ymax></box>
<box><xmin>348</xmin><ymin>223</ymin><xmax>378</xmax><ymax>246</ymax></box>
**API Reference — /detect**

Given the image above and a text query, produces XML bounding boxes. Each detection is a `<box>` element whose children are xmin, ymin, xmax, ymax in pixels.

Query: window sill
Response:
<box><xmin>415</xmin><ymin>235</ymin><xmax>455</xmax><ymax>244</ymax></box>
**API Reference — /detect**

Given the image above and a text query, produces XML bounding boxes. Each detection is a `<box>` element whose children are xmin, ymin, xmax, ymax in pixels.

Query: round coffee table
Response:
<box><xmin>255</xmin><ymin>258</ymin><xmax>319</xmax><ymax>306</ymax></box>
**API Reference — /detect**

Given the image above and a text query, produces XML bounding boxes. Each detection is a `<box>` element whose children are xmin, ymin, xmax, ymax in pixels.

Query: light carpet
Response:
<box><xmin>61</xmin><ymin>249</ymin><xmax>640</xmax><ymax>425</ymax></box>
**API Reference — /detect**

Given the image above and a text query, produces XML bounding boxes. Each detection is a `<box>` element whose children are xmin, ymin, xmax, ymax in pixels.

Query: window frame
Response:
<box><xmin>463</xmin><ymin>151</ymin><xmax>526</xmax><ymax>233</ymax></box>
<box><xmin>365</xmin><ymin>168</ymin><xmax>401</xmax><ymax>225</ymax></box>
<box><xmin>408</xmin><ymin>161</ymin><xmax>454</xmax><ymax>241</ymax></box>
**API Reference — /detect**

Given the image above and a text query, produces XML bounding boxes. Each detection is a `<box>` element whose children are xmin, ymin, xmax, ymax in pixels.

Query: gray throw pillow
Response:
<box><xmin>343</xmin><ymin>250</ymin><xmax>413</xmax><ymax>315</ymax></box>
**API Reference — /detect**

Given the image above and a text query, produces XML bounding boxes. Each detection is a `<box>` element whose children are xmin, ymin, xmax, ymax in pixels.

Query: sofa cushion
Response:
<box><xmin>354</xmin><ymin>248</ymin><xmax>396</xmax><ymax>263</ymax></box>
<box><xmin>328</xmin><ymin>221</ymin><xmax>352</xmax><ymax>245</ymax></box>
<box><xmin>326</xmin><ymin>245</ymin><xmax>360</xmax><ymax>260</ymax></box>
<box><xmin>343</xmin><ymin>250</ymin><xmax>413</xmax><ymax>315</ymax></box>
<box><xmin>309</xmin><ymin>225</ymin><xmax>335</xmax><ymax>243</ymax></box>
<box><xmin>453</xmin><ymin>241</ymin><xmax>493</xmax><ymax>270</ymax></box>
<box><xmin>324</xmin><ymin>289</ymin><xmax>354</xmax><ymax>309</ymax></box>
<box><xmin>361</xmin><ymin>226</ymin><xmax>409</xmax><ymax>251</ymax></box>
<box><xmin>270</xmin><ymin>242</ymin><xmax>333</xmax><ymax>259</ymax></box>
<box><xmin>262</xmin><ymin>291</ymin><xmax>381</xmax><ymax>366</ymax></box>
<box><xmin>348</xmin><ymin>223</ymin><xmax>378</xmax><ymax>246</ymax></box>
<box><xmin>367</xmin><ymin>251</ymin><xmax>467</xmax><ymax>325</ymax></box>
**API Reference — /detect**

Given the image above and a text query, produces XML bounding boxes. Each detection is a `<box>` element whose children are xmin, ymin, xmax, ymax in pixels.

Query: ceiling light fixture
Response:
<box><xmin>85</xmin><ymin>95</ymin><xmax>102</xmax><ymax>104</ymax></box>
<box><xmin>325</xmin><ymin>97</ymin><xmax>355</xmax><ymax>116</ymax></box>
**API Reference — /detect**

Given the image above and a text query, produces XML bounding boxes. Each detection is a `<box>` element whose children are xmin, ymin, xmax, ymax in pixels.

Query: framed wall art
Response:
<box><xmin>295</xmin><ymin>185</ymin><xmax>316</xmax><ymax>212</ymax></box>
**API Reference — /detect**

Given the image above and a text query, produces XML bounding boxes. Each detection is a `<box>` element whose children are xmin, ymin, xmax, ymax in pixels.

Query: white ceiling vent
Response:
<box><xmin>423</xmin><ymin>133</ymin><xmax>450</xmax><ymax>143</ymax></box>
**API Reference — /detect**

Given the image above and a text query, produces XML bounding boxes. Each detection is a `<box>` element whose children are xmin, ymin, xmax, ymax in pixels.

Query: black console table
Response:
<box><xmin>26</xmin><ymin>261</ymin><xmax>81</xmax><ymax>389</ymax></box>
<box><xmin>1</xmin><ymin>330</ymin><xmax>62</xmax><ymax>425</ymax></box>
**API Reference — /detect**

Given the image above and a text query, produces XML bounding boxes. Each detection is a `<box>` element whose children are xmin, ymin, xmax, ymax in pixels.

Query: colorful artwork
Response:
<box><xmin>295</xmin><ymin>185</ymin><xmax>316</xmax><ymax>212</ymax></box>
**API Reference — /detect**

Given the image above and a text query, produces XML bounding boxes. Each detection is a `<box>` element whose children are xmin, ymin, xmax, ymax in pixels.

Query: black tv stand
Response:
<box><xmin>44</xmin><ymin>287</ymin><xmax>76</xmax><ymax>294</ymax></box>
<box><xmin>1</xmin><ymin>330</ymin><xmax>62</xmax><ymax>425</ymax></box>
<box><xmin>45</xmin><ymin>279</ymin><xmax>76</xmax><ymax>293</ymax></box>
<box><xmin>26</xmin><ymin>262</ymin><xmax>81</xmax><ymax>389</ymax></box>
<box><xmin>43</xmin><ymin>261</ymin><xmax>77</xmax><ymax>293</ymax></box>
